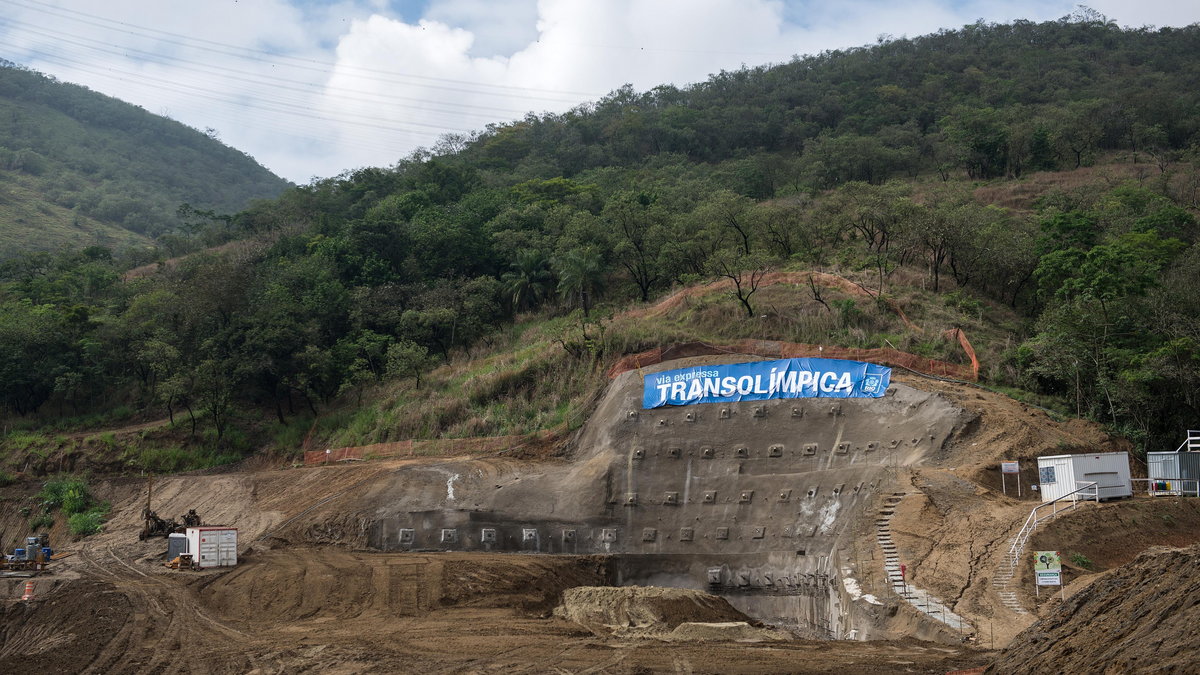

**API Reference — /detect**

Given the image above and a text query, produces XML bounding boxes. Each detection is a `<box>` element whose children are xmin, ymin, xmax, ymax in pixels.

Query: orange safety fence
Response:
<box><xmin>607</xmin><ymin>339</ymin><xmax>977</xmax><ymax>381</ymax></box>
<box><xmin>623</xmin><ymin>271</ymin><xmax>921</xmax><ymax>332</ymax></box>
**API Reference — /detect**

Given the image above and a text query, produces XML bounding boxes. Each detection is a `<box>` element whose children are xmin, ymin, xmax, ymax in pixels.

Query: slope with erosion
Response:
<box><xmin>3</xmin><ymin>349</ymin><xmax>1118</xmax><ymax>649</ymax></box>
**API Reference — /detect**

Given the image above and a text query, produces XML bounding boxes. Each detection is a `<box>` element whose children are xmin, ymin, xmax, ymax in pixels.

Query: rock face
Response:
<box><xmin>990</xmin><ymin>544</ymin><xmax>1200</xmax><ymax>674</ymax></box>
<box><xmin>359</xmin><ymin>355</ymin><xmax>969</xmax><ymax>637</ymax></box>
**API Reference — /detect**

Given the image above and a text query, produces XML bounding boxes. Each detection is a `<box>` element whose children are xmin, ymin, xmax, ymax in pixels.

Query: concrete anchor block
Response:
<box><xmin>562</xmin><ymin>529</ymin><xmax>576</xmax><ymax>543</ymax></box>
<box><xmin>738</xmin><ymin>490</ymin><xmax>755</xmax><ymax>503</ymax></box>
<box><xmin>734</xmin><ymin>446</ymin><xmax>749</xmax><ymax>459</ymax></box>
<box><xmin>666</xmin><ymin>447</ymin><xmax>681</xmax><ymax>459</ymax></box>
<box><xmin>684</xmin><ymin>412</ymin><xmax>696</xmax><ymax>423</ymax></box>
<box><xmin>752</xmin><ymin>405</ymin><xmax>766</xmax><ymax>418</ymax></box>
<box><xmin>642</xmin><ymin>528</ymin><xmax>657</xmax><ymax>542</ymax></box>
<box><xmin>440</xmin><ymin>528</ymin><xmax>458</xmax><ymax>544</ymax></box>
<box><xmin>632</xmin><ymin>448</ymin><xmax>645</xmax><ymax>460</ymax></box>
<box><xmin>663</xmin><ymin>491</ymin><xmax>679</xmax><ymax>505</ymax></box>
<box><xmin>600</xmin><ymin>528</ymin><xmax>617</xmax><ymax>543</ymax></box>
<box><xmin>752</xmin><ymin>526</ymin><xmax>766</xmax><ymax>539</ymax></box>
<box><xmin>777</xmin><ymin>489</ymin><xmax>791</xmax><ymax>502</ymax></box>
<box><xmin>481</xmin><ymin>528</ymin><xmax>497</xmax><ymax>543</ymax></box>
<box><xmin>702</xmin><ymin>490</ymin><xmax>717</xmax><ymax>504</ymax></box>
<box><xmin>398</xmin><ymin>528</ymin><xmax>415</xmax><ymax>545</ymax></box>
<box><xmin>715</xmin><ymin>527</ymin><xmax>729</xmax><ymax>540</ymax></box>
<box><xmin>803</xmin><ymin>443</ymin><xmax>818</xmax><ymax>456</ymax></box>
<box><xmin>624</xmin><ymin>493</ymin><xmax>638</xmax><ymax>506</ymax></box>
<box><xmin>768</xmin><ymin>444</ymin><xmax>784</xmax><ymax>458</ymax></box>
<box><xmin>719</xmin><ymin>408</ymin><xmax>731</xmax><ymax>419</ymax></box>
<box><xmin>791</xmin><ymin>406</ymin><xmax>804</xmax><ymax>418</ymax></box>
<box><xmin>679</xmin><ymin>527</ymin><xmax>694</xmax><ymax>542</ymax></box>
<box><xmin>700</xmin><ymin>446</ymin><xmax>714</xmax><ymax>459</ymax></box>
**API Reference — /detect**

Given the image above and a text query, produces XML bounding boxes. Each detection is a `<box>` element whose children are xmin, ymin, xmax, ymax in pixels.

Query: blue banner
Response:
<box><xmin>642</xmin><ymin>358</ymin><xmax>891</xmax><ymax>409</ymax></box>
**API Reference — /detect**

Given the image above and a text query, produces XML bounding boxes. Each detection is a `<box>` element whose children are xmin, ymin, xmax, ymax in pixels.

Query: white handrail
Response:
<box><xmin>1003</xmin><ymin>481</ymin><xmax>1099</xmax><ymax>564</ymax></box>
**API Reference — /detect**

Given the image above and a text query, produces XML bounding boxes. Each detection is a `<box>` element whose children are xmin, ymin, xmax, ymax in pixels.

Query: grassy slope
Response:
<box><xmin>0</xmin><ymin>169</ymin><xmax>150</xmax><ymax>256</ymax></box>
<box><xmin>316</xmin><ymin>261</ymin><xmax>1027</xmax><ymax>451</ymax></box>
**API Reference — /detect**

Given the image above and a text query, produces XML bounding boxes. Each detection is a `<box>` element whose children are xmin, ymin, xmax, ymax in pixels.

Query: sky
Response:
<box><xmin>2</xmin><ymin>0</ymin><xmax>1197</xmax><ymax>184</ymax></box>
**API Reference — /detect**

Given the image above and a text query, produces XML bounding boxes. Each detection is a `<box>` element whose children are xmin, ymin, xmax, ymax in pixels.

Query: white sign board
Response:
<box><xmin>1036</xmin><ymin>570</ymin><xmax>1061</xmax><ymax>586</ymax></box>
<box><xmin>1001</xmin><ymin>461</ymin><xmax>1020</xmax><ymax>474</ymax></box>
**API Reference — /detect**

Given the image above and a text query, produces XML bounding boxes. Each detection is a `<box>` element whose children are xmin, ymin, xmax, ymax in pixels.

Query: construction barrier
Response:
<box><xmin>21</xmin><ymin>580</ymin><xmax>34</xmax><ymax>601</ymax></box>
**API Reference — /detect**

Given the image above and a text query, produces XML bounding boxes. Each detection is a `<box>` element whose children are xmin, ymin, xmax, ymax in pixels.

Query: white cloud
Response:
<box><xmin>1</xmin><ymin>0</ymin><xmax>1198</xmax><ymax>183</ymax></box>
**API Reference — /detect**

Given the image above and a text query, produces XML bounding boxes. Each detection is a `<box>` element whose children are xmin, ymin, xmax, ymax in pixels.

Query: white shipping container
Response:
<box><xmin>1035</xmin><ymin>452</ymin><xmax>1132</xmax><ymax>503</ymax></box>
<box><xmin>185</xmin><ymin>526</ymin><xmax>238</xmax><ymax>568</ymax></box>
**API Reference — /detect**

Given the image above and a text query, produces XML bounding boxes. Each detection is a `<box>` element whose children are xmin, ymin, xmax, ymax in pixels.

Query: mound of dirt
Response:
<box><xmin>0</xmin><ymin>579</ymin><xmax>132</xmax><ymax>672</ymax></box>
<box><xmin>989</xmin><ymin>544</ymin><xmax>1200</xmax><ymax>674</ymax></box>
<box><xmin>554</xmin><ymin>586</ymin><xmax>752</xmax><ymax>637</ymax></box>
<box><xmin>664</xmin><ymin>621</ymin><xmax>791</xmax><ymax>642</ymax></box>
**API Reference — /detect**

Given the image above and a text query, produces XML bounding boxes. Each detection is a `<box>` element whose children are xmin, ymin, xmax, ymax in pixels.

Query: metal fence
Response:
<box><xmin>1132</xmin><ymin>477</ymin><xmax>1200</xmax><ymax>498</ymax></box>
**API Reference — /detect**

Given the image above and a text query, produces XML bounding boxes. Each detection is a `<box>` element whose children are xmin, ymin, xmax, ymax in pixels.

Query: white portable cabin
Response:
<box><xmin>1036</xmin><ymin>452</ymin><xmax>1132</xmax><ymax>503</ymax></box>
<box><xmin>1146</xmin><ymin>430</ymin><xmax>1200</xmax><ymax>495</ymax></box>
<box><xmin>185</xmin><ymin>526</ymin><xmax>238</xmax><ymax>568</ymax></box>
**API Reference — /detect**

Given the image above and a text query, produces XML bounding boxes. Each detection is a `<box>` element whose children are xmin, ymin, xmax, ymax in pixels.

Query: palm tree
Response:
<box><xmin>501</xmin><ymin>249</ymin><xmax>554</xmax><ymax>312</ymax></box>
<box><xmin>553</xmin><ymin>248</ymin><xmax>606</xmax><ymax>317</ymax></box>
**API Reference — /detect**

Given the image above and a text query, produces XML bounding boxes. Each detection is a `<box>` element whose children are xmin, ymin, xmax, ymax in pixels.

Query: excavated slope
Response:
<box><xmin>989</xmin><ymin>544</ymin><xmax>1200</xmax><ymax>674</ymax></box>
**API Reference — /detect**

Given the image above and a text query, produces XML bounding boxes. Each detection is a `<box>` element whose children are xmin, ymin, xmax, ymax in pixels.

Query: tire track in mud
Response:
<box><xmin>77</xmin><ymin>545</ymin><xmax>253</xmax><ymax>674</ymax></box>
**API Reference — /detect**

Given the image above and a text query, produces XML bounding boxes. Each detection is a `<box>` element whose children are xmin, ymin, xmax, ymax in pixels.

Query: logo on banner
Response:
<box><xmin>642</xmin><ymin>357</ymin><xmax>892</xmax><ymax>409</ymax></box>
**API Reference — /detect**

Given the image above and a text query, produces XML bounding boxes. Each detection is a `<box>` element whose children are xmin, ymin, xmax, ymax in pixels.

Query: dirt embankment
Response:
<box><xmin>989</xmin><ymin>543</ymin><xmax>1200</xmax><ymax>674</ymax></box>
<box><xmin>555</xmin><ymin>586</ymin><xmax>751</xmax><ymax>635</ymax></box>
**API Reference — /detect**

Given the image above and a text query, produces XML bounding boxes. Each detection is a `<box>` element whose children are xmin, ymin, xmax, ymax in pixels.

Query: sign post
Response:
<box><xmin>1001</xmin><ymin>461</ymin><xmax>1020</xmax><ymax>497</ymax></box>
<box><xmin>1034</xmin><ymin>550</ymin><xmax>1062</xmax><ymax>600</ymax></box>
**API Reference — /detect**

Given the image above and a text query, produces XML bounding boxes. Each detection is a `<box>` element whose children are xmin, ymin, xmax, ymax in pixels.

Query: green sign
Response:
<box><xmin>1034</xmin><ymin>550</ymin><xmax>1062</xmax><ymax>586</ymax></box>
<box><xmin>1034</xmin><ymin>550</ymin><xmax>1061</xmax><ymax>571</ymax></box>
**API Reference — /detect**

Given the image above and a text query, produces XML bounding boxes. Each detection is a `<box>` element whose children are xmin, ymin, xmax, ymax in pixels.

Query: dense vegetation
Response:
<box><xmin>1</xmin><ymin>14</ymin><xmax>1197</xmax><ymax>472</ymax></box>
<box><xmin>0</xmin><ymin>60</ymin><xmax>290</xmax><ymax>259</ymax></box>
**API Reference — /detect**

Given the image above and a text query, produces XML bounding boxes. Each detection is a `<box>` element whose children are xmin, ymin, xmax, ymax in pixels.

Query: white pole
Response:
<box><xmin>1002</xmin><ymin>472</ymin><xmax>1007</xmax><ymax>496</ymax></box>
<box><xmin>1017</xmin><ymin>473</ymin><xmax>1022</xmax><ymax>498</ymax></box>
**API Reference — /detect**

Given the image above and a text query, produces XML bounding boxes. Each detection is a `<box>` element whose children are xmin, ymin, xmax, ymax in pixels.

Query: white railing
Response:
<box><xmin>1176</xmin><ymin>429</ymin><xmax>1200</xmax><ymax>452</ymax></box>
<box><xmin>1133</xmin><ymin>477</ymin><xmax>1200</xmax><ymax>498</ymax></box>
<box><xmin>995</xmin><ymin>481</ymin><xmax>1099</xmax><ymax>598</ymax></box>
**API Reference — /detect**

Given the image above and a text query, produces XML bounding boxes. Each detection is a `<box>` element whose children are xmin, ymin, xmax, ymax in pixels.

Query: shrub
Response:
<box><xmin>38</xmin><ymin>477</ymin><xmax>94</xmax><ymax>514</ymax></box>
<box><xmin>68</xmin><ymin>508</ymin><xmax>107</xmax><ymax>537</ymax></box>
<box><xmin>28</xmin><ymin>513</ymin><xmax>54</xmax><ymax>531</ymax></box>
<box><xmin>0</xmin><ymin>470</ymin><xmax>15</xmax><ymax>487</ymax></box>
<box><xmin>1069</xmin><ymin>552</ymin><xmax>1094</xmax><ymax>570</ymax></box>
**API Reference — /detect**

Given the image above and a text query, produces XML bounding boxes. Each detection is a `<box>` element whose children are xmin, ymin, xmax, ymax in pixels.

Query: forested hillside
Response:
<box><xmin>0</xmin><ymin>60</ymin><xmax>290</xmax><ymax>259</ymax></box>
<box><xmin>1</xmin><ymin>14</ymin><xmax>1197</xmax><ymax>474</ymax></box>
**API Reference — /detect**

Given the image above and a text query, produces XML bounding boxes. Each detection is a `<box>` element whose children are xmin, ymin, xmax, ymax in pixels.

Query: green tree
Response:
<box><xmin>554</xmin><ymin>248</ymin><xmax>607</xmax><ymax>317</ymax></box>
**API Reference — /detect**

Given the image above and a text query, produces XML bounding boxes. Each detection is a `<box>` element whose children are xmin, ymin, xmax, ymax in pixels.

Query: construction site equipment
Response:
<box><xmin>185</xmin><ymin>527</ymin><xmax>238</xmax><ymax>568</ymax></box>
<box><xmin>139</xmin><ymin>508</ymin><xmax>182</xmax><ymax>540</ymax></box>
<box><xmin>138</xmin><ymin>476</ymin><xmax>202</xmax><ymax>539</ymax></box>
<box><xmin>1036</xmin><ymin>452</ymin><xmax>1132</xmax><ymax>502</ymax></box>
<box><xmin>164</xmin><ymin>553</ymin><xmax>196</xmax><ymax>570</ymax></box>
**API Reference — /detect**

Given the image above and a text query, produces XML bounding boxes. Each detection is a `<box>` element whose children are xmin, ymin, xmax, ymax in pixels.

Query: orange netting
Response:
<box><xmin>624</xmin><ymin>271</ymin><xmax>920</xmax><ymax>331</ymax></box>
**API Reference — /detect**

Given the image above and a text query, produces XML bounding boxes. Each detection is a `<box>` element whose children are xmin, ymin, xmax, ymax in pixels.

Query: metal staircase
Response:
<box><xmin>876</xmin><ymin>493</ymin><xmax>972</xmax><ymax>632</ymax></box>
<box><xmin>992</xmin><ymin>481</ymin><xmax>1100</xmax><ymax>614</ymax></box>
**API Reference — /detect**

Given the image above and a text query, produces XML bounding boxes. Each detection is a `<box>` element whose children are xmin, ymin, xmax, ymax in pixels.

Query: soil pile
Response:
<box><xmin>554</xmin><ymin>586</ymin><xmax>751</xmax><ymax>636</ymax></box>
<box><xmin>990</xmin><ymin>544</ymin><xmax>1200</xmax><ymax>674</ymax></box>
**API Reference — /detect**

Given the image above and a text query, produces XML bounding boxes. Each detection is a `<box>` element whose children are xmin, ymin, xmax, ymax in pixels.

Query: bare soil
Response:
<box><xmin>989</xmin><ymin>543</ymin><xmax>1200</xmax><ymax>674</ymax></box>
<box><xmin>2</xmin><ymin>547</ymin><xmax>992</xmax><ymax>674</ymax></box>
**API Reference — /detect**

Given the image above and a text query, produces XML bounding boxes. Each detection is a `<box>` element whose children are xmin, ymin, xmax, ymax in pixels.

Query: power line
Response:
<box><xmin>3</xmin><ymin>18</ymin><xmax>536</xmax><ymax>123</ymax></box>
<box><xmin>7</xmin><ymin>0</ymin><xmax>603</xmax><ymax>100</ymax></box>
